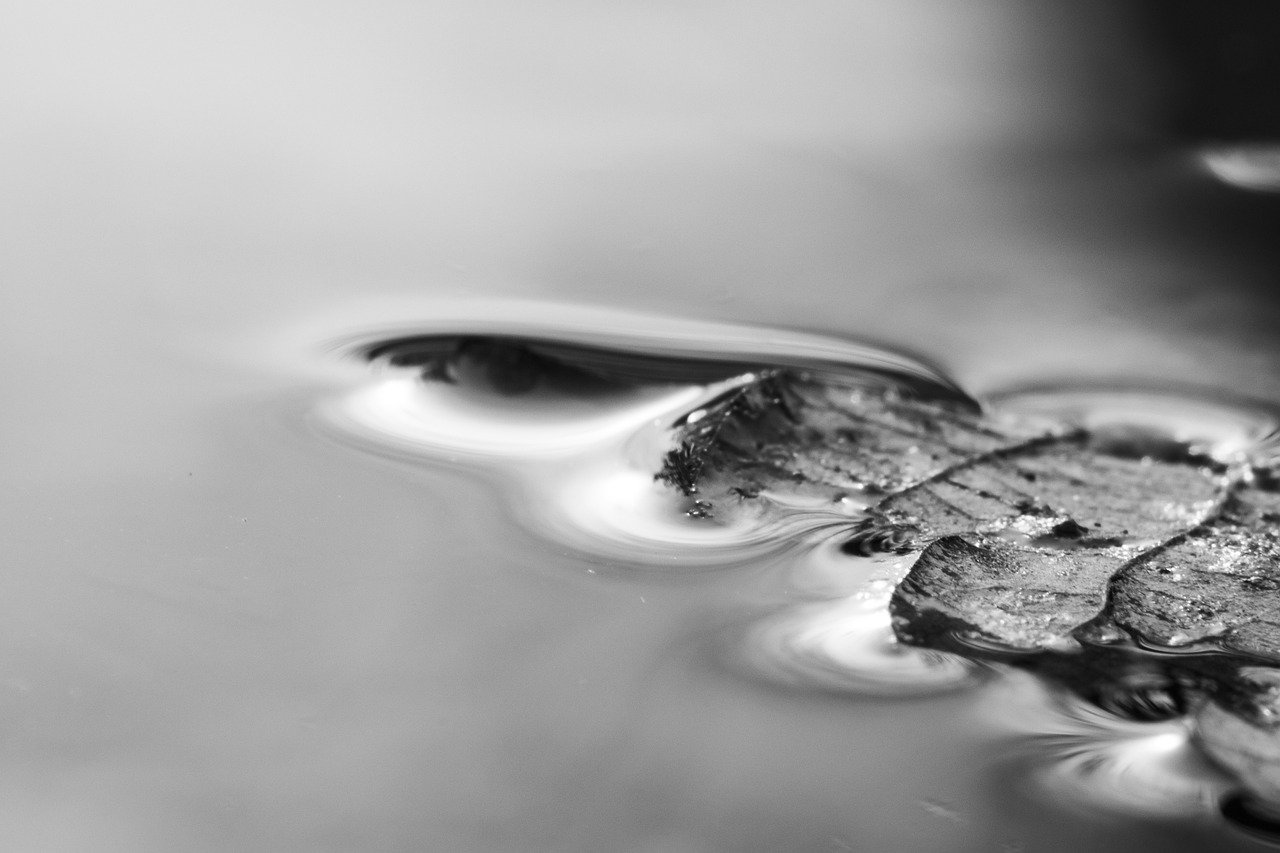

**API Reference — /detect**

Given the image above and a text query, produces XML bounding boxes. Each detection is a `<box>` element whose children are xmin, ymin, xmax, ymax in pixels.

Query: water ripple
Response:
<box><xmin>1002</xmin><ymin>694</ymin><xmax>1235</xmax><ymax>820</ymax></box>
<box><xmin>740</xmin><ymin>541</ymin><xmax>980</xmax><ymax>697</ymax></box>
<box><xmin>309</xmin><ymin>301</ymin><xmax>1280</xmax><ymax>799</ymax></box>
<box><xmin>313</xmin><ymin>305</ymin><xmax>965</xmax><ymax>570</ymax></box>
<box><xmin>742</xmin><ymin>595</ymin><xmax>981</xmax><ymax>697</ymax></box>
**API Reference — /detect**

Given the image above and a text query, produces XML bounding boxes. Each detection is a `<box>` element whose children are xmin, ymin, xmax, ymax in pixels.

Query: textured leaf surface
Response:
<box><xmin>657</xmin><ymin>371</ymin><xmax>1052</xmax><ymax>513</ymax></box>
<box><xmin>654</xmin><ymin>365</ymin><xmax>1280</xmax><ymax>803</ymax></box>
<box><xmin>884</xmin><ymin>436</ymin><xmax>1227</xmax><ymax>649</ymax></box>
<box><xmin>1107</xmin><ymin>487</ymin><xmax>1280</xmax><ymax>658</ymax></box>
<box><xmin>658</xmin><ymin>371</ymin><xmax>1252</xmax><ymax>654</ymax></box>
<box><xmin>397</xmin><ymin>337</ymin><xmax>1280</xmax><ymax>806</ymax></box>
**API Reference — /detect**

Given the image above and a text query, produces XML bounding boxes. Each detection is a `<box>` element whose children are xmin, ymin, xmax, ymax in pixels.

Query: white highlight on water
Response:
<box><xmin>742</xmin><ymin>540</ymin><xmax>979</xmax><ymax>696</ymax></box>
<box><xmin>1008</xmin><ymin>697</ymin><xmax>1235</xmax><ymax>819</ymax></box>
<box><xmin>1199</xmin><ymin>145</ymin><xmax>1280</xmax><ymax>193</ymax></box>
<box><xmin>319</xmin><ymin>371</ymin><xmax>831</xmax><ymax>567</ymax></box>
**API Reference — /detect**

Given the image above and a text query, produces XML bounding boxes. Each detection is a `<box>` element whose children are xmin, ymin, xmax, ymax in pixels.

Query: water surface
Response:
<box><xmin>6</xmin><ymin>3</ymin><xmax>1280</xmax><ymax>850</ymax></box>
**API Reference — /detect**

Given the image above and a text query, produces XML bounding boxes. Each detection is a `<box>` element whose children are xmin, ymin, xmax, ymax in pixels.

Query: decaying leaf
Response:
<box><xmin>652</xmin><ymin>364</ymin><xmax>1280</xmax><ymax>806</ymax></box>
<box><xmin>392</xmin><ymin>337</ymin><xmax>1280</xmax><ymax>810</ymax></box>
<box><xmin>656</xmin><ymin>371</ymin><xmax>1055</xmax><ymax>510</ymax></box>
<box><xmin>1106</xmin><ymin>486</ymin><xmax>1280</xmax><ymax>658</ymax></box>
<box><xmin>885</xmin><ymin>434</ymin><xmax>1228</xmax><ymax>650</ymax></box>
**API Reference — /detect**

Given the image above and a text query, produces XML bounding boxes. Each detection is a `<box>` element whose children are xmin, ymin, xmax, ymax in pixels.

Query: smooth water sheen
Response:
<box><xmin>9</xmin><ymin>4</ymin><xmax>1280</xmax><ymax>850</ymax></box>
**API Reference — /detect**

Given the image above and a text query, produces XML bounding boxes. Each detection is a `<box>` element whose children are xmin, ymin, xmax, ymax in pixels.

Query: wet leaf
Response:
<box><xmin>885</xmin><ymin>436</ymin><xmax>1228</xmax><ymax>650</ymax></box>
<box><xmin>1106</xmin><ymin>486</ymin><xmax>1280</xmax><ymax>659</ymax></box>
<box><xmin>399</xmin><ymin>337</ymin><xmax>1280</xmax><ymax>807</ymax></box>
<box><xmin>656</xmin><ymin>371</ymin><xmax>1053</xmax><ymax>511</ymax></box>
<box><xmin>652</xmin><ymin>365</ymin><xmax>1280</xmax><ymax>804</ymax></box>
<box><xmin>659</xmin><ymin>372</ymin><xmax>1237</xmax><ymax>651</ymax></box>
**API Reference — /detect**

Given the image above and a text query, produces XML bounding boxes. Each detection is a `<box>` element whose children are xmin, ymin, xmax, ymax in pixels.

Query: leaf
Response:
<box><xmin>885</xmin><ymin>435</ymin><xmax>1228</xmax><ymax>650</ymax></box>
<box><xmin>656</xmin><ymin>370</ymin><xmax>1054</xmax><ymax>514</ymax></box>
<box><xmin>1105</xmin><ymin>486</ymin><xmax>1280</xmax><ymax>658</ymax></box>
<box><xmin>655</xmin><ymin>370</ymin><xmax>1250</xmax><ymax>654</ymax></box>
<box><xmin>652</xmin><ymin>364</ymin><xmax>1280</xmax><ymax>803</ymax></box>
<box><xmin>392</xmin><ymin>336</ymin><xmax>1280</xmax><ymax>806</ymax></box>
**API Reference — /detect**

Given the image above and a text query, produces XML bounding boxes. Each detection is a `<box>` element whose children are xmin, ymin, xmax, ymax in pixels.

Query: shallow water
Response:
<box><xmin>6</xmin><ymin>2</ymin><xmax>1280</xmax><ymax>851</ymax></box>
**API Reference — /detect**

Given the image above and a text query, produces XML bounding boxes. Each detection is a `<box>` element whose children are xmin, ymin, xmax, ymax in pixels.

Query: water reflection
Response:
<box><xmin>989</xmin><ymin>386</ymin><xmax>1280</xmax><ymax>468</ymax></box>
<box><xmin>320</xmin><ymin>367</ymin><xmax>829</xmax><ymax>568</ymax></box>
<box><xmin>1200</xmin><ymin>145</ymin><xmax>1280</xmax><ymax>193</ymax></box>
<box><xmin>742</xmin><ymin>592</ymin><xmax>980</xmax><ymax>698</ymax></box>
<box><xmin>318</xmin><ymin>302</ymin><xmax>967</xmax><ymax>570</ymax></box>
<box><xmin>1222</xmin><ymin>792</ymin><xmax>1280</xmax><ymax>846</ymax></box>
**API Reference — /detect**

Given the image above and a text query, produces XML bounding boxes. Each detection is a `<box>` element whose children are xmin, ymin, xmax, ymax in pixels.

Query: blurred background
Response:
<box><xmin>4</xmin><ymin>0</ymin><xmax>1279</xmax><ymax>396</ymax></box>
<box><xmin>1</xmin><ymin>2</ymin><xmax>1279</xmax><ymax>850</ymax></box>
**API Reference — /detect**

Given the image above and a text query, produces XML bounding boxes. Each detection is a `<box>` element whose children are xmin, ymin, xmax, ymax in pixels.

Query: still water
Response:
<box><xmin>5</xmin><ymin>2</ymin><xmax>1280</xmax><ymax>851</ymax></box>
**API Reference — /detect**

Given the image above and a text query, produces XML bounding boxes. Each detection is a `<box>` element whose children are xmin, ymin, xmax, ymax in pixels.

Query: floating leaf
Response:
<box><xmin>385</xmin><ymin>334</ymin><xmax>1280</xmax><ymax>810</ymax></box>
<box><xmin>655</xmin><ymin>370</ymin><xmax>1054</xmax><ymax>514</ymax></box>
<box><xmin>885</xmin><ymin>435</ymin><xmax>1228</xmax><ymax>650</ymax></box>
<box><xmin>1106</xmin><ymin>486</ymin><xmax>1280</xmax><ymax>659</ymax></box>
<box><xmin>648</xmin><ymin>357</ymin><xmax>1280</xmax><ymax>807</ymax></box>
